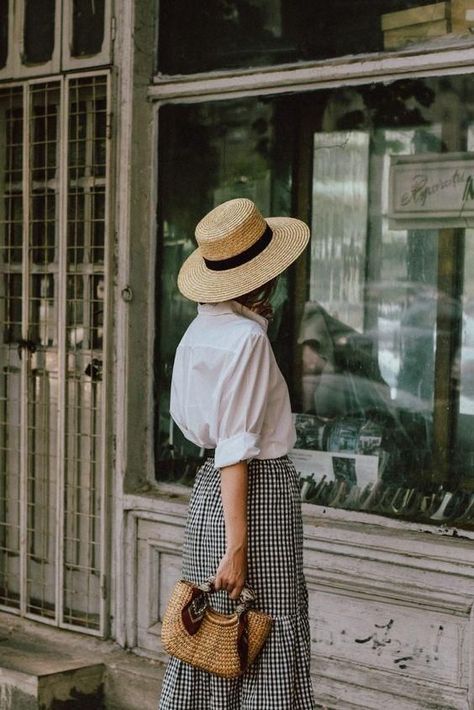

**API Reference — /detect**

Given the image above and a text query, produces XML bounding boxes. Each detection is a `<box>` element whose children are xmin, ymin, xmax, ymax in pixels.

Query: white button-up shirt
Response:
<box><xmin>170</xmin><ymin>300</ymin><xmax>296</xmax><ymax>468</ymax></box>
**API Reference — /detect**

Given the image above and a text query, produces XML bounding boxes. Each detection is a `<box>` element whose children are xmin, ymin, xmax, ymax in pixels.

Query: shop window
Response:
<box><xmin>157</xmin><ymin>0</ymin><xmax>469</xmax><ymax>75</ymax></box>
<box><xmin>72</xmin><ymin>0</ymin><xmax>106</xmax><ymax>57</ymax></box>
<box><xmin>23</xmin><ymin>0</ymin><xmax>55</xmax><ymax>65</ymax></box>
<box><xmin>156</xmin><ymin>75</ymin><xmax>474</xmax><ymax>528</ymax></box>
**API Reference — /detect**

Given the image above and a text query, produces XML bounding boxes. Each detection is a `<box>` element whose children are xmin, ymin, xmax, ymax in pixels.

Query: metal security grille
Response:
<box><xmin>0</xmin><ymin>73</ymin><xmax>111</xmax><ymax>636</ymax></box>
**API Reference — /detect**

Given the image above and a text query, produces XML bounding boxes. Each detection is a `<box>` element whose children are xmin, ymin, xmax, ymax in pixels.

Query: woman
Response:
<box><xmin>159</xmin><ymin>198</ymin><xmax>315</xmax><ymax>709</ymax></box>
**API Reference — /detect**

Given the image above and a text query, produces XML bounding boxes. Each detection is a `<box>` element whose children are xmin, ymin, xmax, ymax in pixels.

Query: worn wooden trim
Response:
<box><xmin>123</xmin><ymin>491</ymin><xmax>474</xmax><ymax>571</ymax></box>
<box><xmin>147</xmin><ymin>102</ymin><xmax>160</xmax><ymax>485</ymax></box>
<box><xmin>123</xmin><ymin>485</ymin><xmax>474</xmax><ymax>541</ymax></box>
<box><xmin>97</xmin><ymin>69</ymin><xmax>114</xmax><ymax>639</ymax></box>
<box><xmin>55</xmin><ymin>74</ymin><xmax>68</xmax><ymax>629</ymax></box>
<box><xmin>112</xmin><ymin>0</ymin><xmax>135</xmax><ymax>648</ymax></box>
<box><xmin>19</xmin><ymin>82</ymin><xmax>30</xmax><ymax>617</ymax></box>
<box><xmin>124</xmin><ymin>509</ymin><xmax>139</xmax><ymax>649</ymax></box>
<box><xmin>468</xmin><ymin>603</ymin><xmax>474</xmax><ymax>708</ymax></box>
<box><xmin>149</xmin><ymin>37</ymin><xmax>474</xmax><ymax>103</ymax></box>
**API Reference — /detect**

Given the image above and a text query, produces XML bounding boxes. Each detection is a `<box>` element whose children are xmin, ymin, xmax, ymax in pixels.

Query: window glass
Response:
<box><xmin>0</xmin><ymin>0</ymin><xmax>8</xmax><ymax>69</ymax></box>
<box><xmin>157</xmin><ymin>75</ymin><xmax>474</xmax><ymax>528</ymax></box>
<box><xmin>158</xmin><ymin>0</ymin><xmax>466</xmax><ymax>75</ymax></box>
<box><xmin>23</xmin><ymin>0</ymin><xmax>55</xmax><ymax>65</ymax></box>
<box><xmin>0</xmin><ymin>89</ymin><xmax>23</xmax><ymax>349</ymax></box>
<box><xmin>72</xmin><ymin>0</ymin><xmax>105</xmax><ymax>57</ymax></box>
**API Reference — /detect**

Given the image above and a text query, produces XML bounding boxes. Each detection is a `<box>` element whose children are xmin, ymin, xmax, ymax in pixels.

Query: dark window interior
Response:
<box><xmin>72</xmin><ymin>0</ymin><xmax>105</xmax><ymax>57</ymax></box>
<box><xmin>158</xmin><ymin>0</ymin><xmax>455</xmax><ymax>74</ymax></box>
<box><xmin>23</xmin><ymin>0</ymin><xmax>55</xmax><ymax>65</ymax></box>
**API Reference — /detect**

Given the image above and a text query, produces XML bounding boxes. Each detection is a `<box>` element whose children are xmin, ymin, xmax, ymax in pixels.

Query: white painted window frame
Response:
<box><xmin>150</xmin><ymin>36</ymin><xmax>474</xmax><ymax>103</ymax></box>
<box><xmin>0</xmin><ymin>69</ymin><xmax>113</xmax><ymax>637</ymax></box>
<box><xmin>61</xmin><ymin>0</ymin><xmax>114</xmax><ymax>71</ymax></box>
<box><xmin>0</xmin><ymin>0</ymin><xmax>113</xmax><ymax>82</ymax></box>
<box><xmin>147</xmin><ymin>34</ymin><xmax>474</xmax><ymax>534</ymax></box>
<box><xmin>0</xmin><ymin>0</ymin><xmax>16</xmax><ymax>79</ymax></box>
<box><xmin>0</xmin><ymin>0</ymin><xmax>62</xmax><ymax>80</ymax></box>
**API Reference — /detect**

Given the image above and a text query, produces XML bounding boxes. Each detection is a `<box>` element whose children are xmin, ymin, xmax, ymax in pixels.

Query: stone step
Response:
<box><xmin>0</xmin><ymin>613</ymin><xmax>165</xmax><ymax>710</ymax></box>
<box><xmin>0</xmin><ymin>659</ymin><xmax>104</xmax><ymax>709</ymax></box>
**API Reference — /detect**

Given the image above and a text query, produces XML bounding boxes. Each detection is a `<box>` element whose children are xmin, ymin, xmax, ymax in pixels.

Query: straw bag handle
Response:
<box><xmin>197</xmin><ymin>574</ymin><xmax>257</xmax><ymax>614</ymax></box>
<box><xmin>180</xmin><ymin>575</ymin><xmax>257</xmax><ymax>672</ymax></box>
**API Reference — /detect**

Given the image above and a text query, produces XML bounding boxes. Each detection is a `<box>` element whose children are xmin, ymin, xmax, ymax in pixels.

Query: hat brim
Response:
<box><xmin>177</xmin><ymin>216</ymin><xmax>310</xmax><ymax>303</ymax></box>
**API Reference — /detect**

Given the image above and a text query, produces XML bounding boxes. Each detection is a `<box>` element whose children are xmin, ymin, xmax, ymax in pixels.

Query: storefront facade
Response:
<box><xmin>2</xmin><ymin>1</ymin><xmax>474</xmax><ymax>708</ymax></box>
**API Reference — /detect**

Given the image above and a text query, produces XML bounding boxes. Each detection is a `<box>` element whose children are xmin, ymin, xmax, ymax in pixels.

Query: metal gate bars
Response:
<box><xmin>0</xmin><ymin>72</ymin><xmax>111</xmax><ymax>636</ymax></box>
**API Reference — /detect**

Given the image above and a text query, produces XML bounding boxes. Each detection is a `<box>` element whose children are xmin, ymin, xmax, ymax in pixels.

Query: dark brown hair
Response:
<box><xmin>234</xmin><ymin>276</ymin><xmax>278</xmax><ymax>320</ymax></box>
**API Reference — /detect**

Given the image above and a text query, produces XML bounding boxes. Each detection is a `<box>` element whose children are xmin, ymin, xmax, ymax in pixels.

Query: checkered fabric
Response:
<box><xmin>158</xmin><ymin>456</ymin><xmax>316</xmax><ymax>709</ymax></box>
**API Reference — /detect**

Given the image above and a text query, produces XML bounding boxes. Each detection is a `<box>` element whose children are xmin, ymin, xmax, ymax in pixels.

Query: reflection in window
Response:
<box><xmin>310</xmin><ymin>131</ymin><xmax>370</xmax><ymax>332</ymax></box>
<box><xmin>23</xmin><ymin>0</ymin><xmax>55</xmax><ymax>65</ymax></box>
<box><xmin>156</xmin><ymin>76</ymin><xmax>474</xmax><ymax>527</ymax></box>
<box><xmin>159</xmin><ymin>0</ymin><xmax>458</xmax><ymax>74</ymax></box>
<box><xmin>72</xmin><ymin>0</ymin><xmax>105</xmax><ymax>57</ymax></box>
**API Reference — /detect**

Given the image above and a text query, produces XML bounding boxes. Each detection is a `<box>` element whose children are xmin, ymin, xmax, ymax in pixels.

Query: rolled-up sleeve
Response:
<box><xmin>214</xmin><ymin>333</ymin><xmax>272</xmax><ymax>468</ymax></box>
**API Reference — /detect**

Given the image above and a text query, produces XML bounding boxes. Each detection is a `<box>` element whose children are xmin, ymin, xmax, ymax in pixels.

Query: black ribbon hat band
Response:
<box><xmin>203</xmin><ymin>223</ymin><xmax>273</xmax><ymax>272</ymax></box>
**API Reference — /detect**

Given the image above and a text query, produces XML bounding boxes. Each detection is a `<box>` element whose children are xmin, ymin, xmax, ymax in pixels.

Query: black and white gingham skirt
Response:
<box><xmin>158</xmin><ymin>456</ymin><xmax>316</xmax><ymax>709</ymax></box>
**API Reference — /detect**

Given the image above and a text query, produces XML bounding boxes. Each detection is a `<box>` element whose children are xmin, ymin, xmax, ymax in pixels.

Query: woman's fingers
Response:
<box><xmin>214</xmin><ymin>572</ymin><xmax>245</xmax><ymax>599</ymax></box>
<box><xmin>229</xmin><ymin>583</ymin><xmax>244</xmax><ymax>600</ymax></box>
<box><xmin>214</xmin><ymin>575</ymin><xmax>240</xmax><ymax>592</ymax></box>
<box><xmin>214</xmin><ymin>548</ymin><xmax>247</xmax><ymax>599</ymax></box>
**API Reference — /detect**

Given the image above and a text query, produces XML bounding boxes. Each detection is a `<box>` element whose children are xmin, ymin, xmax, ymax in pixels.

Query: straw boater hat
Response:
<box><xmin>177</xmin><ymin>198</ymin><xmax>310</xmax><ymax>302</ymax></box>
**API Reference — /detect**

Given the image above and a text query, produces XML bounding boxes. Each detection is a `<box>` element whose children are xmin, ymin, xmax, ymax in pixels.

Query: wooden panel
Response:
<box><xmin>310</xmin><ymin>588</ymin><xmax>466</xmax><ymax>685</ymax></box>
<box><xmin>451</xmin><ymin>0</ymin><xmax>474</xmax><ymax>33</ymax></box>
<box><xmin>127</xmin><ymin>500</ymin><xmax>474</xmax><ymax>707</ymax></box>
<box><xmin>135</xmin><ymin>516</ymin><xmax>185</xmax><ymax>657</ymax></box>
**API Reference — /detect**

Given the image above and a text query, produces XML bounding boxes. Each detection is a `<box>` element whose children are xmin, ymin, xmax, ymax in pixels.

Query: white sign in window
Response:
<box><xmin>389</xmin><ymin>152</ymin><xmax>474</xmax><ymax>228</ymax></box>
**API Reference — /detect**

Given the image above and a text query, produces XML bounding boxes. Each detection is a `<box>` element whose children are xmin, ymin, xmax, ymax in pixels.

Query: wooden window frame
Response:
<box><xmin>61</xmin><ymin>0</ymin><xmax>114</xmax><ymax>72</ymax></box>
<box><xmin>146</xmin><ymin>34</ymin><xmax>474</xmax><ymax>516</ymax></box>
<box><xmin>0</xmin><ymin>0</ymin><xmax>113</xmax><ymax>82</ymax></box>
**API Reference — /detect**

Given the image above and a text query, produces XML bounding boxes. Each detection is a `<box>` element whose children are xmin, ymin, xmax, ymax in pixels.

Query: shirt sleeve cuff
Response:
<box><xmin>214</xmin><ymin>432</ymin><xmax>260</xmax><ymax>468</ymax></box>
<box><xmin>170</xmin><ymin>412</ymin><xmax>202</xmax><ymax>448</ymax></box>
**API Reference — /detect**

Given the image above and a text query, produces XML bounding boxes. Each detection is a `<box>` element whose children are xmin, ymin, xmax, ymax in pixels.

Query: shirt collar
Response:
<box><xmin>197</xmin><ymin>300</ymin><xmax>268</xmax><ymax>332</ymax></box>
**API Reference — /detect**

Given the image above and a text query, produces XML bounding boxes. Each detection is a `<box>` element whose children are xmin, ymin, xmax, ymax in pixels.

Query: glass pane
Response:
<box><xmin>23</xmin><ymin>0</ymin><xmax>55</xmax><ymax>65</ymax></box>
<box><xmin>157</xmin><ymin>75</ymin><xmax>474</xmax><ymax>528</ymax></box>
<box><xmin>158</xmin><ymin>0</ymin><xmax>466</xmax><ymax>74</ymax></box>
<box><xmin>1</xmin><ymin>87</ymin><xmax>23</xmax><ymax>611</ymax></box>
<box><xmin>3</xmin><ymin>273</ymin><xmax>22</xmax><ymax>344</ymax></box>
<box><xmin>0</xmin><ymin>0</ymin><xmax>8</xmax><ymax>69</ymax></box>
<box><xmin>72</xmin><ymin>0</ymin><xmax>105</xmax><ymax>57</ymax></box>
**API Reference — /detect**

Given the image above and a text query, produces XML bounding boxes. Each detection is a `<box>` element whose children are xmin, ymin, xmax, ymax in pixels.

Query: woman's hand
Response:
<box><xmin>214</xmin><ymin>544</ymin><xmax>248</xmax><ymax>600</ymax></box>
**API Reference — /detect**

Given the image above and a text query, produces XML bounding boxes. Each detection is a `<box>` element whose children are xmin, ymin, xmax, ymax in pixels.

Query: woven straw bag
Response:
<box><xmin>161</xmin><ymin>576</ymin><xmax>273</xmax><ymax>678</ymax></box>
